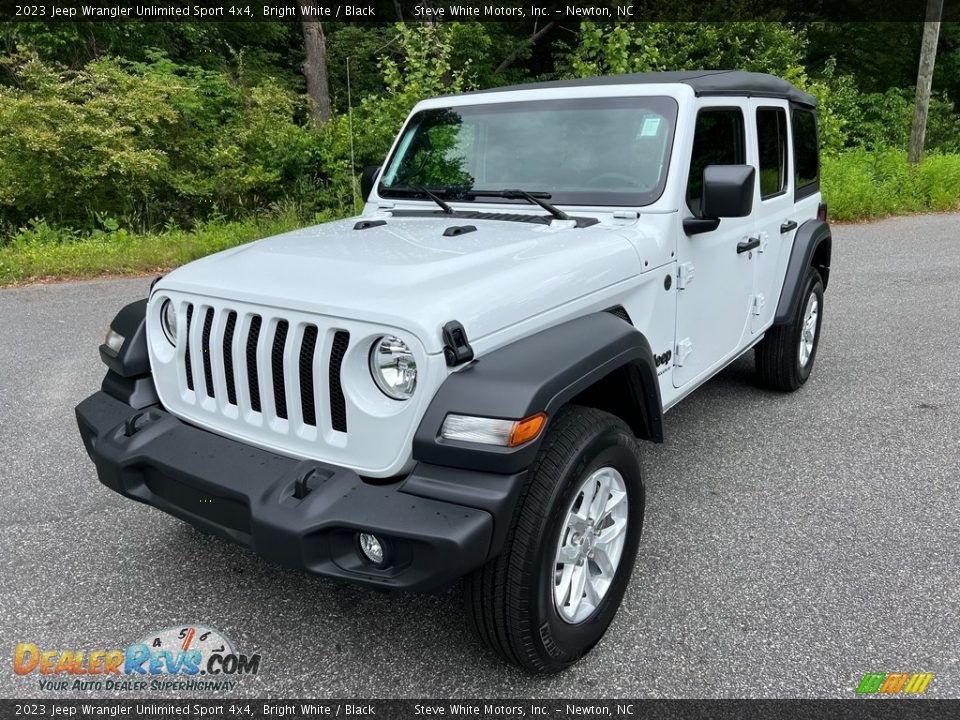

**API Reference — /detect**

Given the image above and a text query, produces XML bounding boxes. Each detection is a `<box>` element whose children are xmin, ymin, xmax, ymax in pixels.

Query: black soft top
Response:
<box><xmin>461</xmin><ymin>70</ymin><xmax>816</xmax><ymax>109</ymax></box>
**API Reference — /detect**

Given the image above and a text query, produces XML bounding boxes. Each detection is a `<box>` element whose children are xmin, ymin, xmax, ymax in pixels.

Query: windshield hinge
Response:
<box><xmin>442</xmin><ymin>321</ymin><xmax>474</xmax><ymax>367</ymax></box>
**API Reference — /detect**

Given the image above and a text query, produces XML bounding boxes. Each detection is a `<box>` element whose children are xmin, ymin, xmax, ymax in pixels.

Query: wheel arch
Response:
<box><xmin>567</xmin><ymin>360</ymin><xmax>662</xmax><ymax>442</ymax></box>
<box><xmin>774</xmin><ymin>219</ymin><xmax>831</xmax><ymax>325</ymax></box>
<box><xmin>413</xmin><ymin>312</ymin><xmax>664</xmax><ymax>475</ymax></box>
<box><xmin>811</xmin><ymin>234</ymin><xmax>832</xmax><ymax>289</ymax></box>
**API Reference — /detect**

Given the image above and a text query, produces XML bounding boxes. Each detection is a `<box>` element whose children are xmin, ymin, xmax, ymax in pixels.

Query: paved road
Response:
<box><xmin>1</xmin><ymin>213</ymin><xmax>958</xmax><ymax>700</ymax></box>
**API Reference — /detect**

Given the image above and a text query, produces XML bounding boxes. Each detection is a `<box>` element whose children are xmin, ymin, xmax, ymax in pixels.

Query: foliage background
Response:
<box><xmin>1</xmin><ymin>20</ymin><xmax>958</xmax><ymax>281</ymax></box>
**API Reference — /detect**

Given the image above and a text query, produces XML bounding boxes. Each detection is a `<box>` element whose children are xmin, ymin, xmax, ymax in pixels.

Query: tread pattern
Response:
<box><xmin>755</xmin><ymin>269</ymin><xmax>823</xmax><ymax>391</ymax></box>
<box><xmin>464</xmin><ymin>406</ymin><xmax>639</xmax><ymax>672</ymax></box>
<box><xmin>754</xmin><ymin>323</ymin><xmax>798</xmax><ymax>390</ymax></box>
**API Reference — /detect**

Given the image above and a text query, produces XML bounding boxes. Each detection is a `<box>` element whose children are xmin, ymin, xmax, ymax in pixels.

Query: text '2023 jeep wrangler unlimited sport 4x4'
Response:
<box><xmin>77</xmin><ymin>70</ymin><xmax>831</xmax><ymax>673</ymax></box>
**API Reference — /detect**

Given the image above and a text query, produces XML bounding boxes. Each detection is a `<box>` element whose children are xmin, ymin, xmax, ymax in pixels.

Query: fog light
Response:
<box><xmin>358</xmin><ymin>533</ymin><xmax>386</xmax><ymax>567</ymax></box>
<box><xmin>104</xmin><ymin>328</ymin><xmax>124</xmax><ymax>353</ymax></box>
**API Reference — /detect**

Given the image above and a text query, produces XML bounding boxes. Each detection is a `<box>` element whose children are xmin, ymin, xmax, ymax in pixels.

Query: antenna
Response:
<box><xmin>345</xmin><ymin>34</ymin><xmax>401</xmax><ymax>216</ymax></box>
<box><xmin>347</xmin><ymin>56</ymin><xmax>358</xmax><ymax>216</ymax></box>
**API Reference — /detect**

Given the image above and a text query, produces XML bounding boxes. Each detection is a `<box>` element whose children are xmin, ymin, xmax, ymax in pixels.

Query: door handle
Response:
<box><xmin>780</xmin><ymin>220</ymin><xmax>798</xmax><ymax>234</ymax></box>
<box><xmin>737</xmin><ymin>237</ymin><xmax>761</xmax><ymax>254</ymax></box>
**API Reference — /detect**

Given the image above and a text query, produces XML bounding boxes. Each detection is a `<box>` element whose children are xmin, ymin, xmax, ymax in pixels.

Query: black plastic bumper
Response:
<box><xmin>76</xmin><ymin>391</ymin><xmax>526</xmax><ymax>592</ymax></box>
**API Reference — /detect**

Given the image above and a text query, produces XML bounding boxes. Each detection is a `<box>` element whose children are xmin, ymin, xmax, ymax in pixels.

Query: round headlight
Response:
<box><xmin>160</xmin><ymin>299</ymin><xmax>177</xmax><ymax>345</ymax></box>
<box><xmin>369</xmin><ymin>336</ymin><xmax>417</xmax><ymax>400</ymax></box>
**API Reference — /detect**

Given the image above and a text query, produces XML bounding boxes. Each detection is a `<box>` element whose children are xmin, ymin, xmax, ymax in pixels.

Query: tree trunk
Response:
<box><xmin>908</xmin><ymin>0</ymin><xmax>944</xmax><ymax>164</ymax></box>
<box><xmin>300</xmin><ymin>17</ymin><xmax>332</xmax><ymax>126</ymax></box>
<box><xmin>495</xmin><ymin>21</ymin><xmax>559</xmax><ymax>74</ymax></box>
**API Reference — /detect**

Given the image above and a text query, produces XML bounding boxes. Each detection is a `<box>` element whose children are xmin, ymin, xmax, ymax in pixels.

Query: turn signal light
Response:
<box><xmin>104</xmin><ymin>328</ymin><xmax>125</xmax><ymax>353</ymax></box>
<box><xmin>440</xmin><ymin>412</ymin><xmax>548</xmax><ymax>447</ymax></box>
<box><xmin>507</xmin><ymin>413</ymin><xmax>547</xmax><ymax>447</ymax></box>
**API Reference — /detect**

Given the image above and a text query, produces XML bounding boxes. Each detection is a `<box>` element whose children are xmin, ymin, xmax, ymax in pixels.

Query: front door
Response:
<box><xmin>674</xmin><ymin>103</ymin><xmax>756</xmax><ymax>388</ymax></box>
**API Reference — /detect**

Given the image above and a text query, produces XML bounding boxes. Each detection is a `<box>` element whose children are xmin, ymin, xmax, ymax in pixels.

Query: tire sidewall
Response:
<box><xmin>795</xmin><ymin>269</ymin><xmax>824</xmax><ymax>384</ymax></box>
<box><xmin>525</xmin><ymin>423</ymin><xmax>644</xmax><ymax>667</ymax></box>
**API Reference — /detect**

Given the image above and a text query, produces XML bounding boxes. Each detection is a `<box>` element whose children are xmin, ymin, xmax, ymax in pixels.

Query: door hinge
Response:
<box><xmin>674</xmin><ymin>338</ymin><xmax>693</xmax><ymax>367</ymax></box>
<box><xmin>751</xmin><ymin>294</ymin><xmax>766</xmax><ymax>316</ymax></box>
<box><xmin>759</xmin><ymin>231</ymin><xmax>770</xmax><ymax>253</ymax></box>
<box><xmin>677</xmin><ymin>262</ymin><xmax>695</xmax><ymax>290</ymax></box>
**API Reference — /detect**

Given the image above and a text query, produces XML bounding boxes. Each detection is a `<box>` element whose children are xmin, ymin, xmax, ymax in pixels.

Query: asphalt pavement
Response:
<box><xmin>1</xmin><ymin>212</ymin><xmax>958</xmax><ymax>699</ymax></box>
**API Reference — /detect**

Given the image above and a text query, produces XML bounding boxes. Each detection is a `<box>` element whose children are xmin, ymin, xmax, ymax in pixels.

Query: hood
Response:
<box><xmin>158</xmin><ymin>214</ymin><xmax>642</xmax><ymax>353</ymax></box>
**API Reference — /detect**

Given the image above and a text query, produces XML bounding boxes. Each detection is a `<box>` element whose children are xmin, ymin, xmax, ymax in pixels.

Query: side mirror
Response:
<box><xmin>360</xmin><ymin>165</ymin><xmax>381</xmax><ymax>201</ymax></box>
<box><xmin>701</xmin><ymin>164</ymin><xmax>755</xmax><ymax>218</ymax></box>
<box><xmin>684</xmin><ymin>164</ymin><xmax>755</xmax><ymax>236</ymax></box>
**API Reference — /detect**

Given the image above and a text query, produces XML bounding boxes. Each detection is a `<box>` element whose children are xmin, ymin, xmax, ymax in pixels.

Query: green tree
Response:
<box><xmin>0</xmin><ymin>52</ymin><xmax>320</xmax><ymax>232</ymax></box>
<box><xmin>563</xmin><ymin>22</ymin><xmax>808</xmax><ymax>78</ymax></box>
<box><xmin>310</xmin><ymin>22</ymin><xmax>481</xmax><ymax>215</ymax></box>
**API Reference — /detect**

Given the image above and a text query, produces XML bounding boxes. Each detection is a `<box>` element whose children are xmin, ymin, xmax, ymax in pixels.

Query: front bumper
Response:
<box><xmin>76</xmin><ymin>391</ymin><xmax>526</xmax><ymax>592</ymax></box>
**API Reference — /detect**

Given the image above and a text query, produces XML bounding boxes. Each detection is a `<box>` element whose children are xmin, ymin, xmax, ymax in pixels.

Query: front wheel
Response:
<box><xmin>464</xmin><ymin>406</ymin><xmax>644</xmax><ymax>673</ymax></box>
<box><xmin>755</xmin><ymin>267</ymin><xmax>824</xmax><ymax>391</ymax></box>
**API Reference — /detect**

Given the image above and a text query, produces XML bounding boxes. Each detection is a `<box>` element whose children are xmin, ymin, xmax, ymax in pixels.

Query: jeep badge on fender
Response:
<box><xmin>76</xmin><ymin>71</ymin><xmax>830</xmax><ymax>673</ymax></box>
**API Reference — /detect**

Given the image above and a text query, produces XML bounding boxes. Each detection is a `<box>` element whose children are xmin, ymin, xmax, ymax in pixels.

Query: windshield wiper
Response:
<box><xmin>467</xmin><ymin>189</ymin><xmax>570</xmax><ymax>221</ymax></box>
<box><xmin>416</xmin><ymin>186</ymin><xmax>453</xmax><ymax>214</ymax></box>
<box><xmin>385</xmin><ymin>185</ymin><xmax>453</xmax><ymax>214</ymax></box>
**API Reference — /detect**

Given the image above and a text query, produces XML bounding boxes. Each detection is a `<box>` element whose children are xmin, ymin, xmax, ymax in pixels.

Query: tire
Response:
<box><xmin>755</xmin><ymin>267</ymin><xmax>824</xmax><ymax>391</ymax></box>
<box><xmin>464</xmin><ymin>406</ymin><xmax>644</xmax><ymax>673</ymax></box>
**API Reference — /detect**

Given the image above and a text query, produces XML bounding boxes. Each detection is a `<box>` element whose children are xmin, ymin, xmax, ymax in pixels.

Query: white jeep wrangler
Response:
<box><xmin>77</xmin><ymin>70</ymin><xmax>831</xmax><ymax>673</ymax></box>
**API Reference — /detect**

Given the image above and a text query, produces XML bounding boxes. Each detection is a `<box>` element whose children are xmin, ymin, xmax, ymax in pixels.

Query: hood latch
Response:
<box><xmin>442</xmin><ymin>321</ymin><xmax>474</xmax><ymax>367</ymax></box>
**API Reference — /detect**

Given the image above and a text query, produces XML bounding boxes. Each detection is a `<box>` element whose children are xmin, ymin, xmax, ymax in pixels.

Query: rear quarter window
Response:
<box><xmin>792</xmin><ymin>108</ymin><xmax>819</xmax><ymax>198</ymax></box>
<box><xmin>757</xmin><ymin>107</ymin><xmax>788</xmax><ymax>199</ymax></box>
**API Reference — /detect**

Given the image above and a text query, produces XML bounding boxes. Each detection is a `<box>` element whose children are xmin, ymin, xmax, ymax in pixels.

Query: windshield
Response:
<box><xmin>379</xmin><ymin>96</ymin><xmax>678</xmax><ymax>207</ymax></box>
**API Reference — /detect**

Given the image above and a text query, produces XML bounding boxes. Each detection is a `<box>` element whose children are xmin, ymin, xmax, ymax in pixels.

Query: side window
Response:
<box><xmin>792</xmin><ymin>108</ymin><xmax>819</xmax><ymax>195</ymax></box>
<box><xmin>686</xmin><ymin>108</ymin><xmax>745</xmax><ymax>216</ymax></box>
<box><xmin>756</xmin><ymin>107</ymin><xmax>788</xmax><ymax>199</ymax></box>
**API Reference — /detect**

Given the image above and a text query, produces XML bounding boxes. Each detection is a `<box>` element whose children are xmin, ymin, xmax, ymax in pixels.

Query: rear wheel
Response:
<box><xmin>755</xmin><ymin>267</ymin><xmax>824</xmax><ymax>391</ymax></box>
<box><xmin>464</xmin><ymin>406</ymin><xmax>644</xmax><ymax>673</ymax></box>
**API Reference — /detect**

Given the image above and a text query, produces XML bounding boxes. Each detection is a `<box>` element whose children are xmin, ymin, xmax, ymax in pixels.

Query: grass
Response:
<box><xmin>822</xmin><ymin>149</ymin><xmax>960</xmax><ymax>221</ymax></box>
<box><xmin>0</xmin><ymin>212</ymin><xmax>304</xmax><ymax>286</ymax></box>
<box><xmin>2</xmin><ymin>150</ymin><xmax>959</xmax><ymax>286</ymax></box>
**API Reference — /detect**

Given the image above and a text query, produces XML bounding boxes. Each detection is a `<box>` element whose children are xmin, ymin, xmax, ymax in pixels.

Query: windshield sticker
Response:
<box><xmin>640</xmin><ymin>117</ymin><xmax>661</xmax><ymax>137</ymax></box>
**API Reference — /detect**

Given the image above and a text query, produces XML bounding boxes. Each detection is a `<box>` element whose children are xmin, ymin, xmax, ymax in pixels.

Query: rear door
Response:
<box><xmin>749</xmin><ymin>100</ymin><xmax>794</xmax><ymax>334</ymax></box>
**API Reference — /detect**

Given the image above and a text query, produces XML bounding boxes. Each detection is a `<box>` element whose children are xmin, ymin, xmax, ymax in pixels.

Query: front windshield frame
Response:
<box><xmin>377</xmin><ymin>96</ymin><xmax>679</xmax><ymax>208</ymax></box>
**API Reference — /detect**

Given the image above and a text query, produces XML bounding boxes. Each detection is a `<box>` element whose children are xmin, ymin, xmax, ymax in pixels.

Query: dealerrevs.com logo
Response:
<box><xmin>13</xmin><ymin>624</ymin><xmax>261</xmax><ymax>693</ymax></box>
<box><xmin>856</xmin><ymin>672</ymin><xmax>933</xmax><ymax>696</ymax></box>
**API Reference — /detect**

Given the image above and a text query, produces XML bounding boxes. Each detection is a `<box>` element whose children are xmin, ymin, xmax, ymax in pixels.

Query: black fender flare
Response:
<box><xmin>100</xmin><ymin>298</ymin><xmax>150</xmax><ymax>377</ymax></box>
<box><xmin>98</xmin><ymin>298</ymin><xmax>159</xmax><ymax>409</ymax></box>
<box><xmin>774</xmin><ymin>219</ymin><xmax>831</xmax><ymax>325</ymax></box>
<box><xmin>412</xmin><ymin>312</ymin><xmax>664</xmax><ymax>475</ymax></box>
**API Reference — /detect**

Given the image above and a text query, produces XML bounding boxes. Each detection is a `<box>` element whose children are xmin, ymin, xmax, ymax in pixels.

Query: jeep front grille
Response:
<box><xmin>201</xmin><ymin>307</ymin><xmax>216</xmax><ymax>398</ymax></box>
<box><xmin>271</xmin><ymin>319</ymin><xmax>290</xmax><ymax>420</ymax></box>
<box><xmin>299</xmin><ymin>325</ymin><xmax>319</xmax><ymax>427</ymax></box>
<box><xmin>222</xmin><ymin>311</ymin><xmax>238</xmax><ymax>406</ymax></box>
<box><xmin>328</xmin><ymin>330</ymin><xmax>350</xmax><ymax>433</ymax></box>
<box><xmin>184</xmin><ymin>304</ymin><xmax>195</xmax><ymax>392</ymax></box>
<box><xmin>246</xmin><ymin>315</ymin><xmax>263</xmax><ymax>413</ymax></box>
<box><xmin>178</xmin><ymin>302</ymin><xmax>350</xmax><ymax>436</ymax></box>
